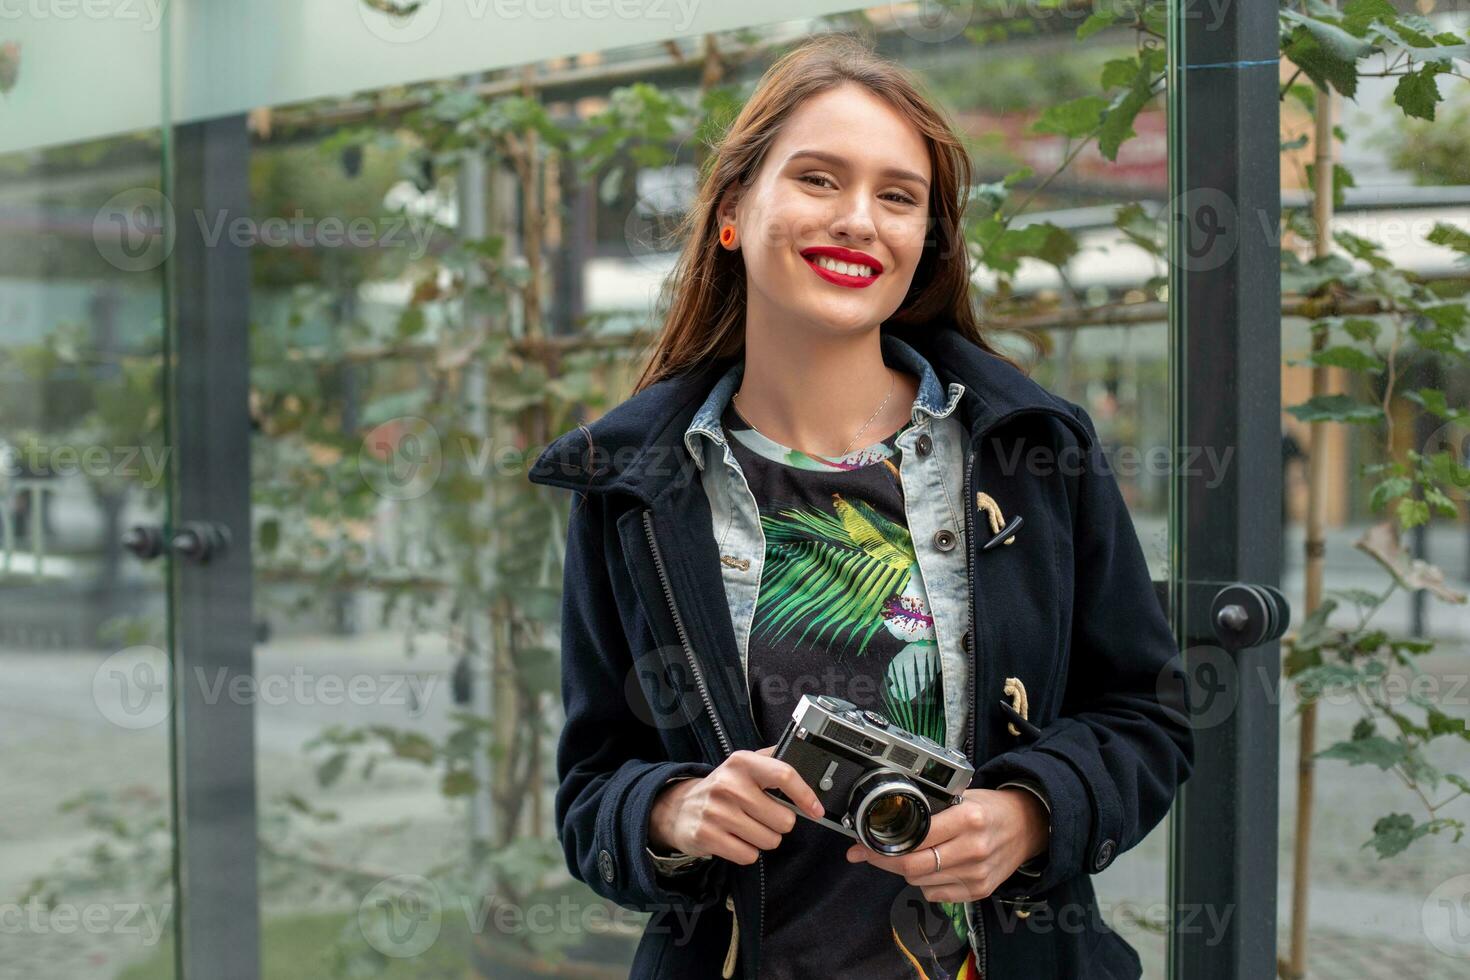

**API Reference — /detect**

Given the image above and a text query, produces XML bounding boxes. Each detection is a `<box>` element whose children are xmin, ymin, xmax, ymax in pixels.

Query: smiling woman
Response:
<box><xmin>529</xmin><ymin>32</ymin><xmax>1192</xmax><ymax>980</ymax></box>
<box><xmin>636</xmin><ymin>35</ymin><xmax>1010</xmax><ymax>406</ymax></box>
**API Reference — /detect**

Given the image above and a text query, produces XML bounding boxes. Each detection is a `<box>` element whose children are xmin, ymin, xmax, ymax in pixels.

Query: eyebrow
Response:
<box><xmin>785</xmin><ymin>149</ymin><xmax>930</xmax><ymax>190</ymax></box>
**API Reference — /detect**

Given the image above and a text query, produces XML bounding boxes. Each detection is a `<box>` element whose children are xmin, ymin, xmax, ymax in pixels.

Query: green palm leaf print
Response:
<box><xmin>754</xmin><ymin>493</ymin><xmax>915</xmax><ymax>658</ymax></box>
<box><xmin>881</xmin><ymin>640</ymin><xmax>945</xmax><ymax>745</ymax></box>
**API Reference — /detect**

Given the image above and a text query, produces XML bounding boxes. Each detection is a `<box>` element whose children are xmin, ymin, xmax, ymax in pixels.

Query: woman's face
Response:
<box><xmin>723</xmin><ymin>82</ymin><xmax>933</xmax><ymax>336</ymax></box>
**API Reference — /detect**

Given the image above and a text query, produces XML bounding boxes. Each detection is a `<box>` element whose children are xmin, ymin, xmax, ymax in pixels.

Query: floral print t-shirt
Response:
<box><xmin>723</xmin><ymin>400</ymin><xmax>980</xmax><ymax>980</ymax></box>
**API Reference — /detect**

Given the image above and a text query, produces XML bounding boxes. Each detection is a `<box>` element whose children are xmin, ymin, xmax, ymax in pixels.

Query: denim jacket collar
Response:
<box><xmin>681</xmin><ymin>333</ymin><xmax>966</xmax><ymax>473</ymax></box>
<box><xmin>527</xmin><ymin>323</ymin><xmax>1093</xmax><ymax>503</ymax></box>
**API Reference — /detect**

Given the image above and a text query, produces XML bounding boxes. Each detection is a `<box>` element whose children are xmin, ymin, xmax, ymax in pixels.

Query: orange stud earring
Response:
<box><xmin>719</xmin><ymin>224</ymin><xmax>737</xmax><ymax>248</ymax></box>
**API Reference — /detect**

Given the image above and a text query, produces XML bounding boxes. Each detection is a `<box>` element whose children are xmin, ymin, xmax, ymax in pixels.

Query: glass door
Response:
<box><xmin>0</xmin><ymin>16</ymin><xmax>178</xmax><ymax>980</ymax></box>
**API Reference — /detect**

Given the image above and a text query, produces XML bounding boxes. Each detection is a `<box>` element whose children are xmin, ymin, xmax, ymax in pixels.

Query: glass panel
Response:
<box><xmin>0</xmin><ymin>45</ymin><xmax>176</xmax><ymax>980</ymax></box>
<box><xmin>1275</xmin><ymin>6</ymin><xmax>1470</xmax><ymax>976</ymax></box>
<box><xmin>976</xmin><ymin>15</ymin><xmax>1173</xmax><ymax>980</ymax></box>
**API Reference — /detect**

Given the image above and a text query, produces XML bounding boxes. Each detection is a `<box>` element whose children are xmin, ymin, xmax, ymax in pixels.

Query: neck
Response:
<box><xmin>734</xmin><ymin>318</ymin><xmax>919</xmax><ymax>458</ymax></box>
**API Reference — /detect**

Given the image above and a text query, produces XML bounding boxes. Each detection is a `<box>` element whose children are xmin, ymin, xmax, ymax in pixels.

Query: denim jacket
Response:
<box><xmin>647</xmin><ymin>334</ymin><xmax>1051</xmax><ymax>878</ymax></box>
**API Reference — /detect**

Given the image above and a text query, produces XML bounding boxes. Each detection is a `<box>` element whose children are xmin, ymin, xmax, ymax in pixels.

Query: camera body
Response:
<box><xmin>766</xmin><ymin>693</ymin><xmax>975</xmax><ymax>855</ymax></box>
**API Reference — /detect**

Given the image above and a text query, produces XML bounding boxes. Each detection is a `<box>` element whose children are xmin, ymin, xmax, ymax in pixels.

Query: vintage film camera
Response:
<box><xmin>765</xmin><ymin>694</ymin><xmax>975</xmax><ymax>855</ymax></box>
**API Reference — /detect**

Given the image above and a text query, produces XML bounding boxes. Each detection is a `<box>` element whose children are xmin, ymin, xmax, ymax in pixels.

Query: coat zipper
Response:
<box><xmin>642</xmin><ymin>509</ymin><xmax>732</xmax><ymax>757</ymax></box>
<box><xmin>641</xmin><ymin>508</ymin><xmax>759</xmax><ymax>979</ymax></box>
<box><xmin>960</xmin><ymin>440</ymin><xmax>987</xmax><ymax>978</ymax></box>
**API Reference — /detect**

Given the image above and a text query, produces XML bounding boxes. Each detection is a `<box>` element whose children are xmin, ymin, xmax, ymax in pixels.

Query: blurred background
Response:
<box><xmin>2</xmin><ymin>2</ymin><xmax>1469</xmax><ymax>978</ymax></box>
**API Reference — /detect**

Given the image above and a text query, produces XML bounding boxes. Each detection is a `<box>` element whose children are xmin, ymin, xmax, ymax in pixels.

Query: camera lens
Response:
<box><xmin>868</xmin><ymin>795</ymin><xmax>921</xmax><ymax>839</ymax></box>
<box><xmin>850</xmin><ymin>771</ymin><xmax>931</xmax><ymax>855</ymax></box>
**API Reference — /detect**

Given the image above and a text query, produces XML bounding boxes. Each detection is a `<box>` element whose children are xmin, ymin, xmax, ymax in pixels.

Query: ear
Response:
<box><xmin>716</xmin><ymin>181</ymin><xmax>743</xmax><ymax>227</ymax></box>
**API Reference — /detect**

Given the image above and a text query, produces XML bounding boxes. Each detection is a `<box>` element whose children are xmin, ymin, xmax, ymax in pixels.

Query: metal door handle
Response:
<box><xmin>171</xmin><ymin>521</ymin><xmax>232</xmax><ymax>564</ymax></box>
<box><xmin>122</xmin><ymin>525</ymin><xmax>167</xmax><ymax>561</ymax></box>
<box><xmin>122</xmin><ymin>522</ymin><xmax>232</xmax><ymax>564</ymax></box>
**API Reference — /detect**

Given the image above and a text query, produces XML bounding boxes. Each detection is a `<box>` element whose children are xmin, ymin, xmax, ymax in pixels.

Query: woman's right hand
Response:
<box><xmin>648</xmin><ymin>746</ymin><xmax>826</xmax><ymax>865</ymax></box>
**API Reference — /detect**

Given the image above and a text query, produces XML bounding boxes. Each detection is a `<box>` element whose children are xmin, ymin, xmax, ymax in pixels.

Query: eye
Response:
<box><xmin>805</xmin><ymin>174</ymin><xmax>917</xmax><ymax>207</ymax></box>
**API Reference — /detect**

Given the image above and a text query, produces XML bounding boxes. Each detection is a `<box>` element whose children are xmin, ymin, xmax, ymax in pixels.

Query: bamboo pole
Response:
<box><xmin>1283</xmin><ymin>20</ymin><xmax>1336</xmax><ymax>976</ymax></box>
<box><xmin>260</xmin><ymin>274</ymin><xmax>1468</xmax><ymax>371</ymax></box>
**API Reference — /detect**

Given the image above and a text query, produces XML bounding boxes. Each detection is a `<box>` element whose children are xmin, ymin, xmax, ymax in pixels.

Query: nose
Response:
<box><xmin>828</xmin><ymin>190</ymin><xmax>877</xmax><ymax>245</ymax></box>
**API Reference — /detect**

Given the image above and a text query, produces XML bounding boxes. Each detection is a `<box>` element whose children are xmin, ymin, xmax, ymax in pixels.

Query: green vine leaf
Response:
<box><xmin>1283</xmin><ymin>597</ymin><xmax>1338</xmax><ymax>676</ymax></box>
<box><xmin>970</xmin><ymin>216</ymin><xmax>1079</xmax><ymax>275</ymax></box>
<box><xmin>1427</xmin><ymin>708</ymin><xmax>1470</xmax><ymax>742</ymax></box>
<box><xmin>1427</xmin><ymin>222</ymin><xmax>1470</xmax><ymax>257</ymax></box>
<box><xmin>317</xmin><ymin>751</ymin><xmax>350</xmax><ymax>789</ymax></box>
<box><xmin>1031</xmin><ymin>95</ymin><xmax>1108</xmax><ymax>139</ymax></box>
<box><xmin>1318</xmin><ymin>733</ymin><xmax>1407</xmax><ymax>770</ymax></box>
<box><xmin>1280</xmin><ymin>14</ymin><xmax>1367</xmax><ymax>99</ymax></box>
<box><xmin>1285</xmin><ymin>394</ymin><xmax>1385</xmax><ymax>424</ymax></box>
<box><xmin>1077</xmin><ymin>10</ymin><xmax>1118</xmax><ymax>41</ymax></box>
<box><xmin>1368</xmin><ymin>475</ymin><xmax>1413</xmax><ymax>511</ymax></box>
<box><xmin>1339</xmin><ymin>316</ymin><xmax>1381</xmax><ymax>344</ymax></box>
<box><xmin>1282</xmin><ymin>251</ymin><xmax>1357</xmax><ymax>294</ymax></box>
<box><xmin>1365</xmin><ymin>813</ymin><xmax>1431</xmax><ymax>858</ymax></box>
<box><xmin>1114</xmin><ymin>201</ymin><xmax>1164</xmax><ymax>258</ymax></box>
<box><xmin>1394</xmin><ymin>64</ymin><xmax>1446</xmax><ymax>121</ymax></box>
<box><xmin>1396</xmin><ymin>495</ymin><xmax>1432</xmax><ymax>529</ymax></box>
<box><xmin>1340</xmin><ymin>0</ymin><xmax>1396</xmax><ymax>31</ymax></box>
<box><xmin>442</xmin><ymin>769</ymin><xmax>478</xmax><ymax>797</ymax></box>
<box><xmin>1404</xmin><ymin>388</ymin><xmax>1470</xmax><ymax>422</ymax></box>
<box><xmin>1293</xmin><ymin>662</ymin><xmax>1361</xmax><ymax>701</ymax></box>
<box><xmin>1288</xmin><ymin>345</ymin><xmax>1383</xmax><ymax>373</ymax></box>
<box><xmin>1096</xmin><ymin>48</ymin><xmax>1166</xmax><ymax>162</ymax></box>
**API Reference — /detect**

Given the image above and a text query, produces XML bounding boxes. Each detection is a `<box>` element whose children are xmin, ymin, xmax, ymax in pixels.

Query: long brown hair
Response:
<box><xmin>632</xmin><ymin>34</ymin><xmax>1017</xmax><ymax>394</ymax></box>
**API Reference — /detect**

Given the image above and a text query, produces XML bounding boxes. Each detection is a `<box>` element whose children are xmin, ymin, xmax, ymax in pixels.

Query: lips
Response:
<box><xmin>800</xmin><ymin>245</ymin><xmax>883</xmax><ymax>289</ymax></box>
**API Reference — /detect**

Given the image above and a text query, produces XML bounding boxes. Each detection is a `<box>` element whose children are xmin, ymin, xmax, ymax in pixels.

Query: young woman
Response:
<box><xmin>529</xmin><ymin>35</ymin><xmax>1193</xmax><ymax>980</ymax></box>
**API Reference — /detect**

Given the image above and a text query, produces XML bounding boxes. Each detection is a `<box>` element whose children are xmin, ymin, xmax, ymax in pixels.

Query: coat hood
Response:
<box><xmin>526</xmin><ymin>321</ymin><xmax>1094</xmax><ymax>503</ymax></box>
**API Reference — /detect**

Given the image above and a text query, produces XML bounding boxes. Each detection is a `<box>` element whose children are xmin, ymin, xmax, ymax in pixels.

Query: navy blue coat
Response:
<box><xmin>527</xmin><ymin>322</ymin><xmax>1194</xmax><ymax>979</ymax></box>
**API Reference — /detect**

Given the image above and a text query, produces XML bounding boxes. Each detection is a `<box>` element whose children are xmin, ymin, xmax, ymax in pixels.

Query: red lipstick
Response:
<box><xmin>800</xmin><ymin>245</ymin><xmax>883</xmax><ymax>289</ymax></box>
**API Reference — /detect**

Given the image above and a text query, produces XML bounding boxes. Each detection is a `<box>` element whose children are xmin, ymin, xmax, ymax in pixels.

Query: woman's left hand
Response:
<box><xmin>844</xmin><ymin>787</ymin><xmax>1049</xmax><ymax>903</ymax></box>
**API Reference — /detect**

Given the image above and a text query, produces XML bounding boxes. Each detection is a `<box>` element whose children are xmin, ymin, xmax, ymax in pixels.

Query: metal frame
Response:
<box><xmin>166</xmin><ymin>114</ymin><xmax>262</xmax><ymax>980</ymax></box>
<box><xmin>1167</xmin><ymin>1</ymin><xmax>1284</xmax><ymax>977</ymax></box>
